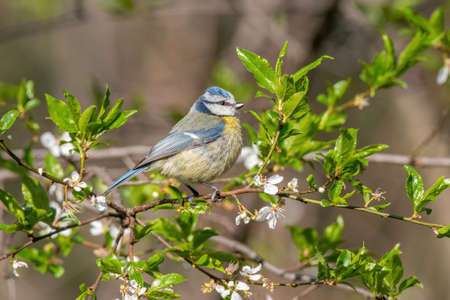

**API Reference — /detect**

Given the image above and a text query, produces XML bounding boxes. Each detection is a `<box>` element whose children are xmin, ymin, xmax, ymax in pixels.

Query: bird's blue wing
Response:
<box><xmin>136</xmin><ymin>121</ymin><xmax>225</xmax><ymax>168</ymax></box>
<box><xmin>103</xmin><ymin>122</ymin><xmax>225</xmax><ymax>195</ymax></box>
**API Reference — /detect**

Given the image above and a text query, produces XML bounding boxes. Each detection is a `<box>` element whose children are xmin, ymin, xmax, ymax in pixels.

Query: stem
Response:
<box><xmin>256</xmin><ymin>129</ymin><xmax>280</xmax><ymax>176</ymax></box>
<box><xmin>0</xmin><ymin>139</ymin><xmax>67</xmax><ymax>185</ymax></box>
<box><xmin>0</xmin><ymin>212</ymin><xmax>122</xmax><ymax>261</ymax></box>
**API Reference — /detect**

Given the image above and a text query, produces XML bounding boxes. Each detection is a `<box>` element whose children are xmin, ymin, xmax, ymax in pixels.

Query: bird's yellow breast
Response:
<box><xmin>222</xmin><ymin>116</ymin><xmax>241</xmax><ymax>134</ymax></box>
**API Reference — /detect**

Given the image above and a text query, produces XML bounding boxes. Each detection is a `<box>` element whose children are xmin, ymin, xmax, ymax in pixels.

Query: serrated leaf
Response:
<box><xmin>21</xmin><ymin>175</ymin><xmax>49</xmax><ymax>210</ymax></box>
<box><xmin>78</xmin><ymin>105</ymin><xmax>97</xmax><ymax>135</ymax></box>
<box><xmin>236</xmin><ymin>47</ymin><xmax>276</xmax><ymax>93</ymax></box>
<box><xmin>151</xmin><ymin>273</ymin><xmax>185</xmax><ymax>290</ymax></box>
<box><xmin>64</xmin><ymin>91</ymin><xmax>81</xmax><ymax>123</ymax></box>
<box><xmin>45</xmin><ymin>94</ymin><xmax>78</xmax><ymax>132</ymax></box>
<box><xmin>293</xmin><ymin>56</ymin><xmax>334</xmax><ymax>81</ymax></box>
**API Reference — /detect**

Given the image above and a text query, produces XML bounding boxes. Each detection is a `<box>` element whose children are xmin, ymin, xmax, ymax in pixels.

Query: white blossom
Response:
<box><xmin>240</xmin><ymin>264</ymin><xmax>262</xmax><ymax>281</ymax></box>
<box><xmin>254</xmin><ymin>174</ymin><xmax>284</xmax><ymax>195</ymax></box>
<box><xmin>318</xmin><ymin>186</ymin><xmax>325</xmax><ymax>193</ymax></box>
<box><xmin>238</xmin><ymin>144</ymin><xmax>263</xmax><ymax>170</ymax></box>
<box><xmin>12</xmin><ymin>260</ymin><xmax>28</xmax><ymax>277</ymax></box>
<box><xmin>49</xmin><ymin>184</ymin><xmax>65</xmax><ymax>202</ymax></box>
<box><xmin>40</xmin><ymin>131</ymin><xmax>74</xmax><ymax>157</ymax></box>
<box><xmin>63</xmin><ymin>171</ymin><xmax>87</xmax><ymax>192</ymax></box>
<box><xmin>110</xmin><ymin>224</ymin><xmax>120</xmax><ymax>239</ymax></box>
<box><xmin>235</xmin><ymin>212</ymin><xmax>250</xmax><ymax>226</ymax></box>
<box><xmin>256</xmin><ymin>205</ymin><xmax>285</xmax><ymax>229</ymax></box>
<box><xmin>38</xmin><ymin>168</ymin><xmax>44</xmax><ymax>175</ymax></box>
<box><xmin>90</xmin><ymin>221</ymin><xmax>104</xmax><ymax>236</ymax></box>
<box><xmin>437</xmin><ymin>61</ymin><xmax>449</xmax><ymax>85</ymax></box>
<box><xmin>122</xmin><ymin>279</ymin><xmax>147</xmax><ymax>300</ymax></box>
<box><xmin>287</xmin><ymin>178</ymin><xmax>298</xmax><ymax>192</ymax></box>
<box><xmin>215</xmin><ymin>280</ymin><xmax>249</xmax><ymax>300</ymax></box>
<box><xmin>90</xmin><ymin>195</ymin><xmax>107</xmax><ymax>212</ymax></box>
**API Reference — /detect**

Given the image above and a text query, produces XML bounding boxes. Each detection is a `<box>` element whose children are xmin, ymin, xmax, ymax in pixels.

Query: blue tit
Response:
<box><xmin>103</xmin><ymin>86</ymin><xmax>244</xmax><ymax>201</ymax></box>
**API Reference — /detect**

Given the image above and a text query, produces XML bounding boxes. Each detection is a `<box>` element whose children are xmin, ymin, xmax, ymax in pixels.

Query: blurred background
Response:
<box><xmin>0</xmin><ymin>0</ymin><xmax>449</xmax><ymax>299</ymax></box>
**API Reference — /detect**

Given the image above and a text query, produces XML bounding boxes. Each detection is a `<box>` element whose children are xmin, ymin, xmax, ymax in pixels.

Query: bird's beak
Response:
<box><xmin>235</xmin><ymin>102</ymin><xmax>244</xmax><ymax>109</ymax></box>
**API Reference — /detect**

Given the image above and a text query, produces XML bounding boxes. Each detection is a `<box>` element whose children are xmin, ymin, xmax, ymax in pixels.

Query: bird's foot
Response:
<box><xmin>202</xmin><ymin>183</ymin><xmax>223</xmax><ymax>202</ymax></box>
<box><xmin>186</xmin><ymin>184</ymin><xmax>199</xmax><ymax>206</ymax></box>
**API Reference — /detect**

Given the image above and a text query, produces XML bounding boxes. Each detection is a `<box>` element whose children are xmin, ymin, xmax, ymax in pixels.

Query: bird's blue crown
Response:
<box><xmin>205</xmin><ymin>86</ymin><xmax>233</xmax><ymax>99</ymax></box>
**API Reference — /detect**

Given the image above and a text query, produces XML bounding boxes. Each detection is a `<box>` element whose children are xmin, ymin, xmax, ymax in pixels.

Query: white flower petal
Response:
<box><xmin>256</xmin><ymin>206</ymin><xmax>271</xmax><ymax>221</ymax></box>
<box><xmin>437</xmin><ymin>65</ymin><xmax>449</xmax><ymax>85</ymax></box>
<box><xmin>254</xmin><ymin>175</ymin><xmax>263</xmax><ymax>186</ymax></box>
<box><xmin>251</xmin><ymin>264</ymin><xmax>262</xmax><ymax>273</ymax></box>
<box><xmin>264</xmin><ymin>184</ymin><xmax>278</xmax><ymax>195</ymax></box>
<box><xmin>231</xmin><ymin>291</ymin><xmax>243</xmax><ymax>300</ymax></box>
<box><xmin>267</xmin><ymin>174</ymin><xmax>283</xmax><ymax>184</ymax></box>
<box><xmin>40</xmin><ymin>132</ymin><xmax>56</xmax><ymax>148</ymax></box>
<box><xmin>267</xmin><ymin>214</ymin><xmax>277</xmax><ymax>229</ymax></box>
<box><xmin>287</xmin><ymin>178</ymin><xmax>298</xmax><ymax>192</ymax></box>
<box><xmin>71</xmin><ymin>171</ymin><xmax>80</xmax><ymax>181</ymax></box>
<box><xmin>236</xmin><ymin>281</ymin><xmax>249</xmax><ymax>291</ymax></box>
<box><xmin>90</xmin><ymin>221</ymin><xmax>104</xmax><ymax>236</ymax></box>
<box><xmin>249</xmin><ymin>274</ymin><xmax>262</xmax><ymax>281</ymax></box>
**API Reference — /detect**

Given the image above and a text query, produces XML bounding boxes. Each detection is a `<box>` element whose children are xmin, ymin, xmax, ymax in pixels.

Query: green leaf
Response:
<box><xmin>151</xmin><ymin>273</ymin><xmax>185</xmax><ymax>290</ymax></box>
<box><xmin>193</xmin><ymin>228</ymin><xmax>218</xmax><ymax>249</ymax></box>
<box><xmin>21</xmin><ymin>176</ymin><xmax>49</xmax><ymax>210</ymax></box>
<box><xmin>396</xmin><ymin>32</ymin><xmax>430</xmax><ymax>76</ymax></box>
<box><xmin>275</xmin><ymin>41</ymin><xmax>288</xmax><ymax>77</ymax></box>
<box><xmin>404</xmin><ymin>165</ymin><xmax>424</xmax><ymax>215</ymax></box>
<box><xmin>353</xmin><ymin>144</ymin><xmax>389</xmax><ymax>159</ymax></box>
<box><xmin>64</xmin><ymin>91</ymin><xmax>81</xmax><ymax>123</ymax></box>
<box><xmin>150</xmin><ymin>218</ymin><xmax>183</xmax><ymax>244</ymax></box>
<box><xmin>381</xmin><ymin>33</ymin><xmax>396</xmax><ymax>70</ymax></box>
<box><xmin>293</xmin><ymin>56</ymin><xmax>334</xmax><ymax>81</ymax></box>
<box><xmin>0</xmin><ymin>109</ymin><xmax>19</xmax><ymax>134</ymax></box>
<box><xmin>236</xmin><ymin>47</ymin><xmax>276</xmax><ymax>93</ymax></box>
<box><xmin>78</xmin><ymin>105</ymin><xmax>97</xmax><ymax>135</ymax></box>
<box><xmin>283</xmin><ymin>91</ymin><xmax>308</xmax><ymax>119</ymax></box>
<box><xmin>96</xmin><ymin>255</ymin><xmax>123</xmax><ymax>274</ymax></box>
<box><xmin>45</xmin><ymin>94</ymin><xmax>78</xmax><ymax>132</ymax></box>
<box><xmin>0</xmin><ymin>223</ymin><xmax>24</xmax><ymax>233</ymax></box>
<box><xmin>328</xmin><ymin>180</ymin><xmax>346</xmax><ymax>204</ymax></box>
<box><xmin>45</xmin><ymin>153</ymin><xmax>64</xmax><ymax>178</ymax></box>
<box><xmin>398</xmin><ymin>276</ymin><xmax>422</xmax><ymax>293</ymax></box>
<box><xmin>105</xmin><ymin>110</ymin><xmax>137</xmax><ymax>130</ymax></box>
<box><xmin>423</xmin><ymin>177</ymin><xmax>450</xmax><ymax>203</ymax></box>
<box><xmin>335</xmin><ymin>128</ymin><xmax>358</xmax><ymax>166</ymax></box>
<box><xmin>436</xmin><ymin>225</ymin><xmax>450</xmax><ymax>238</ymax></box>
<box><xmin>0</xmin><ymin>189</ymin><xmax>24</xmax><ymax>222</ymax></box>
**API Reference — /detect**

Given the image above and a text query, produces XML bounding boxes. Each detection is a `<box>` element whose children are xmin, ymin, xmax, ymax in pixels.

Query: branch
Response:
<box><xmin>87</xmin><ymin>225</ymin><xmax>125</xmax><ymax>299</ymax></box>
<box><xmin>127</xmin><ymin>187</ymin><xmax>445</xmax><ymax>231</ymax></box>
<box><xmin>0</xmin><ymin>140</ymin><xmax>67</xmax><ymax>184</ymax></box>
<box><xmin>150</xmin><ymin>231</ymin><xmax>222</xmax><ymax>281</ymax></box>
<box><xmin>211</xmin><ymin>235</ymin><xmax>374</xmax><ymax>298</ymax></box>
<box><xmin>0</xmin><ymin>212</ymin><xmax>121</xmax><ymax>261</ymax></box>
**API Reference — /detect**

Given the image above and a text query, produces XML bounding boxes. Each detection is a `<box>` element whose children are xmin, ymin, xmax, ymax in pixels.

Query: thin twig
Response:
<box><xmin>87</xmin><ymin>225</ymin><xmax>125</xmax><ymax>299</ymax></box>
<box><xmin>150</xmin><ymin>232</ymin><xmax>223</xmax><ymax>281</ymax></box>
<box><xmin>0</xmin><ymin>212</ymin><xmax>121</xmax><ymax>261</ymax></box>
<box><xmin>0</xmin><ymin>140</ymin><xmax>67</xmax><ymax>184</ymax></box>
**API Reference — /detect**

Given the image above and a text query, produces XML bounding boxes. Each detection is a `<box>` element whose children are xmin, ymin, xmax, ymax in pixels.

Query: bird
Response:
<box><xmin>103</xmin><ymin>86</ymin><xmax>244</xmax><ymax>202</ymax></box>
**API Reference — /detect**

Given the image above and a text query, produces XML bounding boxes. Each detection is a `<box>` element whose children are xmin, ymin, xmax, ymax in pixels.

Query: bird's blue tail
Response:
<box><xmin>102</xmin><ymin>166</ymin><xmax>147</xmax><ymax>196</ymax></box>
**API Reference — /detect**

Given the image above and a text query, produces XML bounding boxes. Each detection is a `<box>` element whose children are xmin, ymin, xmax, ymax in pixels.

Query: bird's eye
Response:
<box><xmin>220</xmin><ymin>101</ymin><xmax>226</xmax><ymax>105</ymax></box>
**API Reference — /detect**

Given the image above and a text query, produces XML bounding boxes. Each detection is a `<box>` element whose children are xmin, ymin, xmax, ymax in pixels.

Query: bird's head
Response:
<box><xmin>192</xmin><ymin>86</ymin><xmax>244</xmax><ymax>116</ymax></box>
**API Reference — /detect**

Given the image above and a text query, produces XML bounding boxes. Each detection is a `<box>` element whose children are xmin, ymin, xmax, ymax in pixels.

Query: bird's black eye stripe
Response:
<box><xmin>204</xmin><ymin>100</ymin><xmax>232</xmax><ymax>106</ymax></box>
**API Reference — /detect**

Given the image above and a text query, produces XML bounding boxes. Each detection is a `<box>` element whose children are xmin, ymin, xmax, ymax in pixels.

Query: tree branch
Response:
<box><xmin>0</xmin><ymin>212</ymin><xmax>121</xmax><ymax>261</ymax></box>
<box><xmin>211</xmin><ymin>235</ymin><xmax>374</xmax><ymax>298</ymax></box>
